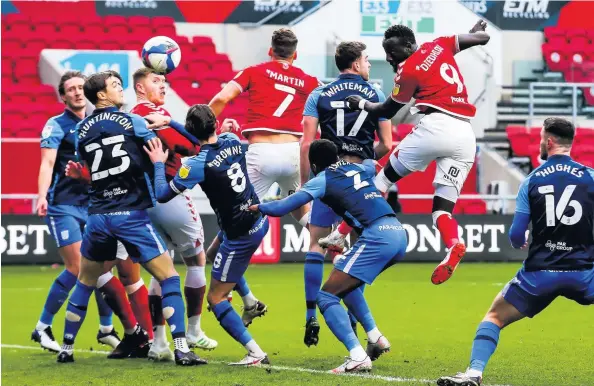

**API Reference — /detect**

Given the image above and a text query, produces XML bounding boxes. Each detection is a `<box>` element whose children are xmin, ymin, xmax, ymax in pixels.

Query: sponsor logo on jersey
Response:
<box><xmin>179</xmin><ymin>165</ymin><xmax>191</xmax><ymax>179</ymax></box>
<box><xmin>392</xmin><ymin>84</ymin><xmax>400</xmax><ymax>97</ymax></box>
<box><xmin>448</xmin><ymin>166</ymin><xmax>460</xmax><ymax>178</ymax></box>
<box><xmin>451</xmin><ymin>96</ymin><xmax>466</xmax><ymax>103</ymax></box>
<box><xmin>544</xmin><ymin>240</ymin><xmax>573</xmax><ymax>252</ymax></box>
<box><xmin>41</xmin><ymin>125</ymin><xmax>54</xmax><ymax>139</ymax></box>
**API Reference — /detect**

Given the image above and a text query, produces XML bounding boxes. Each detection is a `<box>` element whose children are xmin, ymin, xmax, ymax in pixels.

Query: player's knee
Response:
<box><xmin>483</xmin><ymin>312</ymin><xmax>506</xmax><ymax>329</ymax></box>
<box><xmin>206</xmin><ymin>288</ymin><xmax>226</xmax><ymax>307</ymax></box>
<box><xmin>316</xmin><ymin>290</ymin><xmax>339</xmax><ymax>313</ymax></box>
<box><xmin>65</xmin><ymin>264</ymin><xmax>80</xmax><ymax>278</ymax></box>
<box><xmin>433</xmin><ymin>185</ymin><xmax>458</xmax><ymax>210</ymax></box>
<box><xmin>182</xmin><ymin>248</ymin><xmax>202</xmax><ymax>267</ymax></box>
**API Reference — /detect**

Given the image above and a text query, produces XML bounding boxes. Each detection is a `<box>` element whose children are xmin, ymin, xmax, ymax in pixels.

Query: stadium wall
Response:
<box><xmin>500</xmin><ymin>31</ymin><xmax>544</xmax><ymax>85</ymax></box>
<box><xmin>2</xmin><ymin>214</ymin><xmax>526</xmax><ymax>265</ymax></box>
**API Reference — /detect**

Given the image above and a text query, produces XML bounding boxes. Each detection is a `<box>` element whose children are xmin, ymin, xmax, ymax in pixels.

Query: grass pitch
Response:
<box><xmin>2</xmin><ymin>263</ymin><xmax>593</xmax><ymax>386</ymax></box>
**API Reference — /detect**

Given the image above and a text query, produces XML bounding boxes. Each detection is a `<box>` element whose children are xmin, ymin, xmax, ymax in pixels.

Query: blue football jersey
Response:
<box><xmin>171</xmin><ymin>133</ymin><xmax>260</xmax><ymax>239</ymax></box>
<box><xmin>40</xmin><ymin>109</ymin><xmax>89</xmax><ymax>206</ymax></box>
<box><xmin>301</xmin><ymin>160</ymin><xmax>394</xmax><ymax>227</ymax></box>
<box><xmin>76</xmin><ymin>107</ymin><xmax>156</xmax><ymax>214</ymax></box>
<box><xmin>303</xmin><ymin>74</ymin><xmax>386</xmax><ymax>160</ymax></box>
<box><xmin>516</xmin><ymin>154</ymin><xmax>594</xmax><ymax>271</ymax></box>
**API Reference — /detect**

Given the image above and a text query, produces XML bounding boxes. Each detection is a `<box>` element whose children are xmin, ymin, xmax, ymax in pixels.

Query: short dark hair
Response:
<box><xmin>543</xmin><ymin>117</ymin><xmax>575</xmax><ymax>146</ymax></box>
<box><xmin>383</xmin><ymin>24</ymin><xmax>416</xmax><ymax>45</ymax></box>
<box><xmin>185</xmin><ymin>104</ymin><xmax>217</xmax><ymax>141</ymax></box>
<box><xmin>309</xmin><ymin>139</ymin><xmax>339</xmax><ymax>173</ymax></box>
<box><xmin>58</xmin><ymin>71</ymin><xmax>86</xmax><ymax>96</ymax></box>
<box><xmin>271</xmin><ymin>28</ymin><xmax>298</xmax><ymax>59</ymax></box>
<box><xmin>133</xmin><ymin>67</ymin><xmax>159</xmax><ymax>92</ymax></box>
<box><xmin>83</xmin><ymin>70</ymin><xmax>123</xmax><ymax>105</ymax></box>
<box><xmin>335</xmin><ymin>41</ymin><xmax>367</xmax><ymax>72</ymax></box>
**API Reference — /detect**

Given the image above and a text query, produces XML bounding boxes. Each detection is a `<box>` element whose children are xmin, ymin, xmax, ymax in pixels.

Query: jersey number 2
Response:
<box><xmin>538</xmin><ymin>184</ymin><xmax>583</xmax><ymax>226</ymax></box>
<box><xmin>84</xmin><ymin>135</ymin><xmax>130</xmax><ymax>181</ymax></box>
<box><xmin>346</xmin><ymin>170</ymin><xmax>369</xmax><ymax>191</ymax></box>
<box><xmin>273</xmin><ymin>83</ymin><xmax>296</xmax><ymax>117</ymax></box>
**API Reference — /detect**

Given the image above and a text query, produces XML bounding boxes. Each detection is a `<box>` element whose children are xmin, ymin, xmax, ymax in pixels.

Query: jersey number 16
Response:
<box><xmin>538</xmin><ymin>184</ymin><xmax>583</xmax><ymax>226</ymax></box>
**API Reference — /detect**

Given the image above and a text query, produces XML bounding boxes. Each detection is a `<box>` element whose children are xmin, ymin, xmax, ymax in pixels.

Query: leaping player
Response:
<box><xmin>320</xmin><ymin>21</ymin><xmax>490</xmax><ymax>285</ymax></box>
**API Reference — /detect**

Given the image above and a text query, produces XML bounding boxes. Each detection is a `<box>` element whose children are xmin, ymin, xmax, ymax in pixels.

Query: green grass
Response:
<box><xmin>2</xmin><ymin>263</ymin><xmax>593</xmax><ymax>386</ymax></box>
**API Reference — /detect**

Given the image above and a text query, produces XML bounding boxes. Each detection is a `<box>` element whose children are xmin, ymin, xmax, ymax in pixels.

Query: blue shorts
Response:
<box><xmin>309</xmin><ymin>159</ymin><xmax>376</xmax><ymax>228</ymax></box>
<box><xmin>211</xmin><ymin>216</ymin><xmax>269</xmax><ymax>283</ymax></box>
<box><xmin>81</xmin><ymin>210</ymin><xmax>166</xmax><ymax>264</ymax></box>
<box><xmin>502</xmin><ymin>267</ymin><xmax>594</xmax><ymax>318</ymax></box>
<box><xmin>334</xmin><ymin>215</ymin><xmax>407</xmax><ymax>284</ymax></box>
<box><xmin>46</xmin><ymin>205</ymin><xmax>88</xmax><ymax>248</ymax></box>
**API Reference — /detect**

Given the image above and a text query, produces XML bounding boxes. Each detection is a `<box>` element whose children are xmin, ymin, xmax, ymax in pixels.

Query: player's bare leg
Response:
<box><xmin>317</xmin><ymin>269</ymin><xmax>372</xmax><ymax>373</ymax></box>
<box><xmin>207</xmin><ymin>278</ymin><xmax>269</xmax><ymax>367</ymax></box>
<box><xmin>143</xmin><ymin>253</ymin><xmax>207</xmax><ymax>366</ymax></box>
<box><xmin>183</xmin><ymin>251</ymin><xmax>218</xmax><ymax>350</ymax></box>
<box><xmin>438</xmin><ymin>292</ymin><xmax>525</xmax><ymax>386</ymax></box>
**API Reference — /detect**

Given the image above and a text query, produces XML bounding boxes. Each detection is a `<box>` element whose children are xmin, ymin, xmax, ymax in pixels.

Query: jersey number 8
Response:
<box><xmin>84</xmin><ymin>135</ymin><xmax>130</xmax><ymax>181</ymax></box>
<box><xmin>228</xmin><ymin>163</ymin><xmax>246</xmax><ymax>193</ymax></box>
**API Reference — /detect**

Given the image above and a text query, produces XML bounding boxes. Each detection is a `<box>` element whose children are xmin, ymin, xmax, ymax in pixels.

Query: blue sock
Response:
<box><xmin>234</xmin><ymin>276</ymin><xmax>250</xmax><ymax>297</ymax></box>
<box><xmin>63</xmin><ymin>281</ymin><xmax>94</xmax><ymax>345</ymax></box>
<box><xmin>160</xmin><ymin>276</ymin><xmax>186</xmax><ymax>339</ymax></box>
<box><xmin>212</xmin><ymin>300</ymin><xmax>252</xmax><ymax>345</ymax></box>
<box><xmin>40</xmin><ymin>269</ymin><xmax>77</xmax><ymax>325</ymax></box>
<box><xmin>94</xmin><ymin>290</ymin><xmax>113</xmax><ymax>327</ymax></box>
<box><xmin>317</xmin><ymin>290</ymin><xmax>359</xmax><ymax>351</ymax></box>
<box><xmin>304</xmin><ymin>252</ymin><xmax>324</xmax><ymax>321</ymax></box>
<box><xmin>343</xmin><ymin>286</ymin><xmax>376</xmax><ymax>332</ymax></box>
<box><xmin>469</xmin><ymin>321</ymin><xmax>501</xmax><ymax>372</ymax></box>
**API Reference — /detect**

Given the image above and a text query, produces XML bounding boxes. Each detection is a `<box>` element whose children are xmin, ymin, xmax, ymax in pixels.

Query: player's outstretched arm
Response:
<box><xmin>458</xmin><ymin>19</ymin><xmax>490</xmax><ymax>51</ymax></box>
<box><xmin>346</xmin><ymin>94</ymin><xmax>403</xmax><ymax>119</ymax></box>
<box><xmin>250</xmin><ymin>191</ymin><xmax>314</xmax><ymax>217</ymax></box>
<box><xmin>208</xmin><ymin>82</ymin><xmax>241</xmax><ymax>117</ymax></box>
<box><xmin>374</xmin><ymin>120</ymin><xmax>393</xmax><ymax>160</ymax></box>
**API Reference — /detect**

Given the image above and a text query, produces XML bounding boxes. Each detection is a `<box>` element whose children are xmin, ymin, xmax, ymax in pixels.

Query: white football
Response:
<box><xmin>141</xmin><ymin>36</ymin><xmax>181</xmax><ymax>75</ymax></box>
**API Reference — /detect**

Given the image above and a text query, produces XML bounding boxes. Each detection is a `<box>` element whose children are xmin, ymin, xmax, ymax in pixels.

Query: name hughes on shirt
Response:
<box><xmin>207</xmin><ymin>145</ymin><xmax>243</xmax><ymax>168</ymax></box>
<box><xmin>535</xmin><ymin>163</ymin><xmax>584</xmax><ymax>178</ymax></box>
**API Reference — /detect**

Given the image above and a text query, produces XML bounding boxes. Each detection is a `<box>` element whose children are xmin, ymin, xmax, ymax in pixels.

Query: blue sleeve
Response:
<box><xmin>130</xmin><ymin>114</ymin><xmax>156</xmax><ymax>142</ymax></box>
<box><xmin>219</xmin><ymin>132</ymin><xmax>240</xmax><ymax>142</ymax></box>
<box><xmin>170</xmin><ymin>152</ymin><xmax>207</xmax><ymax>193</ymax></box>
<box><xmin>169</xmin><ymin>119</ymin><xmax>199</xmax><ymax>145</ymax></box>
<box><xmin>509</xmin><ymin>212</ymin><xmax>530</xmax><ymax>249</ymax></box>
<box><xmin>588</xmin><ymin>168</ymin><xmax>594</xmax><ymax>181</ymax></box>
<box><xmin>154</xmin><ymin>162</ymin><xmax>178</xmax><ymax>203</ymax></box>
<box><xmin>515</xmin><ymin>175</ymin><xmax>531</xmax><ymax>215</ymax></box>
<box><xmin>40</xmin><ymin>118</ymin><xmax>64</xmax><ymax>149</ymax></box>
<box><xmin>372</xmin><ymin>85</ymin><xmax>388</xmax><ymax>122</ymax></box>
<box><xmin>258</xmin><ymin>190</ymin><xmax>314</xmax><ymax>217</ymax></box>
<box><xmin>300</xmin><ymin>172</ymin><xmax>327</xmax><ymax>199</ymax></box>
<box><xmin>303</xmin><ymin>86</ymin><xmax>323</xmax><ymax>118</ymax></box>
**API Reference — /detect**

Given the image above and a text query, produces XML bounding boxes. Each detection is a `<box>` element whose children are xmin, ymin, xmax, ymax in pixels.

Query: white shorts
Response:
<box><xmin>147</xmin><ymin>191</ymin><xmax>204</xmax><ymax>258</ymax></box>
<box><xmin>395</xmin><ymin>112</ymin><xmax>476</xmax><ymax>194</ymax></box>
<box><xmin>246</xmin><ymin>141</ymin><xmax>301</xmax><ymax>200</ymax></box>
<box><xmin>116</xmin><ymin>241</ymin><xmax>128</xmax><ymax>260</ymax></box>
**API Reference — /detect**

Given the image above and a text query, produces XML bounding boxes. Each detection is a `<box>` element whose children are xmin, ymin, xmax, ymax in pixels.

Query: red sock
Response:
<box><xmin>337</xmin><ymin>221</ymin><xmax>353</xmax><ymax>236</ymax></box>
<box><xmin>129</xmin><ymin>286</ymin><xmax>153</xmax><ymax>340</ymax></box>
<box><xmin>148</xmin><ymin>295</ymin><xmax>165</xmax><ymax>326</ymax></box>
<box><xmin>435</xmin><ymin>212</ymin><xmax>460</xmax><ymax>249</ymax></box>
<box><xmin>99</xmin><ymin>277</ymin><xmax>137</xmax><ymax>331</ymax></box>
<box><xmin>184</xmin><ymin>286</ymin><xmax>206</xmax><ymax>318</ymax></box>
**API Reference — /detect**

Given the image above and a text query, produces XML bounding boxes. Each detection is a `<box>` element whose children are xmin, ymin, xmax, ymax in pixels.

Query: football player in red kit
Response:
<box><xmin>321</xmin><ymin>20</ymin><xmax>490</xmax><ymax>286</ymax></box>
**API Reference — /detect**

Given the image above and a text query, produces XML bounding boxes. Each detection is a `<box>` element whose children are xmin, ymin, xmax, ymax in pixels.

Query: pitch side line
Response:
<box><xmin>1</xmin><ymin>344</ymin><xmax>511</xmax><ymax>386</ymax></box>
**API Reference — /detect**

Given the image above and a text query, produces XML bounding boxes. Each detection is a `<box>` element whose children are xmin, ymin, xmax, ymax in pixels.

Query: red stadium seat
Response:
<box><xmin>59</xmin><ymin>23</ymin><xmax>82</xmax><ymax>35</ymax></box>
<box><xmin>154</xmin><ymin>24</ymin><xmax>176</xmax><ymax>38</ymax></box>
<box><xmin>544</xmin><ymin>26</ymin><xmax>565</xmax><ymax>40</ymax></box>
<box><xmin>101</xmin><ymin>40</ymin><xmax>122</xmax><ymax>50</ymax></box>
<box><xmin>542</xmin><ymin>43</ymin><xmax>571</xmax><ymax>72</ymax></box>
<box><xmin>152</xmin><ymin>16</ymin><xmax>175</xmax><ymax>28</ymax></box>
<box><xmin>2</xmin><ymin>59</ymin><xmax>13</xmax><ymax>77</ymax></box>
<box><xmin>211</xmin><ymin>57</ymin><xmax>234</xmax><ymax>74</ymax></box>
<box><xmin>76</xmin><ymin>39</ymin><xmax>98</xmax><ymax>50</ymax></box>
<box><xmin>130</xmin><ymin>24</ymin><xmax>154</xmax><ymax>39</ymax></box>
<box><xmin>128</xmin><ymin>15</ymin><xmax>150</xmax><ymax>27</ymax></box>
<box><xmin>35</xmin><ymin>18</ymin><xmax>58</xmax><ymax>35</ymax></box>
<box><xmin>188</xmin><ymin>60</ymin><xmax>212</xmax><ymax>76</ymax></box>
<box><xmin>2</xmin><ymin>38</ymin><xmax>23</xmax><ymax>52</ymax></box>
<box><xmin>27</xmin><ymin>38</ymin><xmax>48</xmax><ymax>52</ymax></box>
<box><xmin>83</xmin><ymin>19</ymin><xmax>105</xmax><ymax>35</ymax></box>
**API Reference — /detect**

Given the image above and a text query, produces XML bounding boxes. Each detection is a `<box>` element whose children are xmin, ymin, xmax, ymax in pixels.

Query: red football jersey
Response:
<box><xmin>230</xmin><ymin>60</ymin><xmax>319</xmax><ymax>136</ymax></box>
<box><xmin>130</xmin><ymin>101</ymin><xmax>199</xmax><ymax>179</ymax></box>
<box><xmin>390</xmin><ymin>36</ymin><xmax>476</xmax><ymax>118</ymax></box>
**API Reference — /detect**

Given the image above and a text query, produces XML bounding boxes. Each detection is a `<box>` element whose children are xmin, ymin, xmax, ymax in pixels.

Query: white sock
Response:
<box><xmin>467</xmin><ymin>369</ymin><xmax>483</xmax><ymax>378</ymax></box>
<box><xmin>188</xmin><ymin>315</ymin><xmax>201</xmax><ymax>336</ymax></box>
<box><xmin>36</xmin><ymin>321</ymin><xmax>50</xmax><ymax>331</ymax></box>
<box><xmin>96</xmin><ymin>271</ymin><xmax>113</xmax><ymax>289</ymax></box>
<box><xmin>373</xmin><ymin>169</ymin><xmax>392</xmax><ymax>193</ymax></box>
<box><xmin>61</xmin><ymin>343</ymin><xmax>73</xmax><ymax>352</ymax></box>
<box><xmin>242</xmin><ymin>291</ymin><xmax>258</xmax><ymax>308</ymax></box>
<box><xmin>185</xmin><ymin>266</ymin><xmax>206</xmax><ymax>288</ymax></box>
<box><xmin>154</xmin><ymin>325</ymin><xmax>167</xmax><ymax>345</ymax></box>
<box><xmin>124</xmin><ymin>325</ymin><xmax>137</xmax><ymax>335</ymax></box>
<box><xmin>366</xmin><ymin>327</ymin><xmax>382</xmax><ymax>343</ymax></box>
<box><xmin>125</xmin><ymin>279</ymin><xmax>144</xmax><ymax>295</ymax></box>
<box><xmin>298</xmin><ymin>212</ymin><xmax>310</xmax><ymax>227</ymax></box>
<box><xmin>148</xmin><ymin>276</ymin><xmax>161</xmax><ymax>296</ymax></box>
<box><xmin>174</xmin><ymin>337</ymin><xmax>190</xmax><ymax>353</ymax></box>
<box><xmin>244</xmin><ymin>339</ymin><xmax>265</xmax><ymax>357</ymax></box>
<box><xmin>349</xmin><ymin>345</ymin><xmax>367</xmax><ymax>361</ymax></box>
<box><xmin>99</xmin><ymin>325</ymin><xmax>113</xmax><ymax>334</ymax></box>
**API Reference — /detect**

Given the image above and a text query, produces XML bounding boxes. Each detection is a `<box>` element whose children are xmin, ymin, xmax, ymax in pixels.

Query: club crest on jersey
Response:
<box><xmin>41</xmin><ymin>125</ymin><xmax>53</xmax><ymax>139</ymax></box>
<box><xmin>392</xmin><ymin>84</ymin><xmax>401</xmax><ymax>97</ymax></box>
<box><xmin>179</xmin><ymin>165</ymin><xmax>191</xmax><ymax>179</ymax></box>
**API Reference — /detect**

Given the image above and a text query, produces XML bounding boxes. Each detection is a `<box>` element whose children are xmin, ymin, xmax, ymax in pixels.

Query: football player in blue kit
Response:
<box><xmin>56</xmin><ymin>71</ymin><xmax>205</xmax><ymax>366</ymax></box>
<box><xmin>32</xmin><ymin>71</ymin><xmax>119</xmax><ymax>353</ymax></box>
<box><xmin>250</xmin><ymin>139</ymin><xmax>407</xmax><ymax>373</ymax></box>
<box><xmin>145</xmin><ymin>104</ymin><xmax>271</xmax><ymax>366</ymax></box>
<box><xmin>300</xmin><ymin>41</ymin><xmax>393</xmax><ymax>348</ymax></box>
<box><xmin>438</xmin><ymin>118</ymin><xmax>594</xmax><ymax>386</ymax></box>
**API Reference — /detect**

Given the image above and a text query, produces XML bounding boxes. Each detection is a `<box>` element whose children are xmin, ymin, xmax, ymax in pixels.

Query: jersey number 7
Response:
<box><xmin>538</xmin><ymin>184</ymin><xmax>583</xmax><ymax>226</ymax></box>
<box><xmin>273</xmin><ymin>83</ymin><xmax>296</xmax><ymax>117</ymax></box>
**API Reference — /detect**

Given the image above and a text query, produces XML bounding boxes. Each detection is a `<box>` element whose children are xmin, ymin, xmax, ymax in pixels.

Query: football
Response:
<box><xmin>141</xmin><ymin>36</ymin><xmax>181</xmax><ymax>75</ymax></box>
